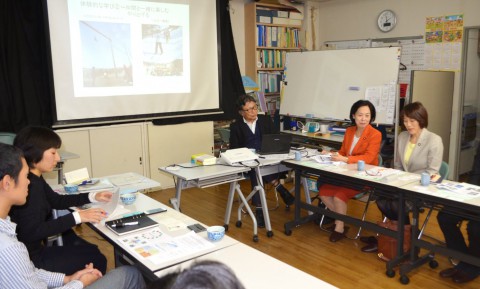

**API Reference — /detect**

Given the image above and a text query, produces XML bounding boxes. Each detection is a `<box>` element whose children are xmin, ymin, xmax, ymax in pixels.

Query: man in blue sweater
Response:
<box><xmin>229</xmin><ymin>94</ymin><xmax>294</xmax><ymax>227</ymax></box>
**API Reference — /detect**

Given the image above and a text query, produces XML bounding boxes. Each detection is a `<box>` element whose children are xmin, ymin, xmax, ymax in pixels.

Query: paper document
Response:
<box><xmin>109</xmin><ymin>173</ymin><xmax>145</xmax><ymax>186</ymax></box>
<box><xmin>64</xmin><ymin>167</ymin><xmax>90</xmax><ymax>184</ymax></box>
<box><xmin>311</xmin><ymin>154</ymin><xmax>332</xmax><ymax>164</ymax></box>
<box><xmin>119</xmin><ymin>229</ymin><xmax>214</xmax><ymax>265</ymax></box>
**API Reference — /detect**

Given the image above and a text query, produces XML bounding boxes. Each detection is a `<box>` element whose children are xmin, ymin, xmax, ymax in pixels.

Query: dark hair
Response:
<box><xmin>13</xmin><ymin>126</ymin><xmax>61</xmax><ymax>169</ymax></box>
<box><xmin>171</xmin><ymin>260</ymin><xmax>245</xmax><ymax>289</ymax></box>
<box><xmin>349</xmin><ymin>100</ymin><xmax>376</xmax><ymax>123</ymax></box>
<box><xmin>401</xmin><ymin>102</ymin><xmax>428</xmax><ymax>128</ymax></box>
<box><xmin>149</xmin><ymin>260</ymin><xmax>245</xmax><ymax>289</ymax></box>
<box><xmin>0</xmin><ymin>143</ymin><xmax>24</xmax><ymax>183</ymax></box>
<box><xmin>236</xmin><ymin>94</ymin><xmax>257</xmax><ymax>112</ymax></box>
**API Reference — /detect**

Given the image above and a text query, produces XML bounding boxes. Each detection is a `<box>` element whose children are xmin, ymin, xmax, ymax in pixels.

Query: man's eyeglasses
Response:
<box><xmin>243</xmin><ymin>106</ymin><xmax>258</xmax><ymax>113</ymax></box>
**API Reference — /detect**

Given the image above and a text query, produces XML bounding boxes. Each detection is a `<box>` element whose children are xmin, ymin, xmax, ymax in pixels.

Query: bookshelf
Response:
<box><xmin>244</xmin><ymin>2</ymin><xmax>302</xmax><ymax>119</ymax></box>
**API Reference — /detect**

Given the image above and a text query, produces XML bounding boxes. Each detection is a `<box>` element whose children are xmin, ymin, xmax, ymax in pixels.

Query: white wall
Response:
<box><xmin>315</xmin><ymin>0</ymin><xmax>480</xmax><ymax>43</ymax></box>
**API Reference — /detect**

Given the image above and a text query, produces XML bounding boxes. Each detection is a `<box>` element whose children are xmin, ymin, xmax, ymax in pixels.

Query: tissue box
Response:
<box><xmin>191</xmin><ymin>154</ymin><xmax>216</xmax><ymax>166</ymax></box>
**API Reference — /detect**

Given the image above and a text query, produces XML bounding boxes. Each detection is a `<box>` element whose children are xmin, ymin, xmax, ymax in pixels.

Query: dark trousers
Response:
<box><xmin>248</xmin><ymin>169</ymin><xmax>280</xmax><ymax>207</ymax></box>
<box><xmin>32</xmin><ymin>229</ymin><xmax>107</xmax><ymax>275</ymax></box>
<box><xmin>375</xmin><ymin>196</ymin><xmax>411</xmax><ymax>225</ymax></box>
<box><xmin>437</xmin><ymin>210</ymin><xmax>480</xmax><ymax>275</ymax></box>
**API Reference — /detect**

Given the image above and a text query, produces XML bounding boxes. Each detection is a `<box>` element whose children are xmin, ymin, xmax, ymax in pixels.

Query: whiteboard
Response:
<box><xmin>280</xmin><ymin>47</ymin><xmax>401</xmax><ymax>124</ymax></box>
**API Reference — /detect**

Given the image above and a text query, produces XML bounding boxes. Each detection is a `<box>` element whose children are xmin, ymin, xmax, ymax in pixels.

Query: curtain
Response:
<box><xmin>0</xmin><ymin>0</ymin><xmax>53</xmax><ymax>132</ymax></box>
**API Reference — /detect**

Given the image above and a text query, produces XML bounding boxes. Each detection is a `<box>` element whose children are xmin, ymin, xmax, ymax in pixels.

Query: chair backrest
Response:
<box><xmin>439</xmin><ymin>161</ymin><xmax>449</xmax><ymax>179</ymax></box>
<box><xmin>378</xmin><ymin>154</ymin><xmax>383</xmax><ymax>167</ymax></box>
<box><xmin>0</xmin><ymin>132</ymin><xmax>16</xmax><ymax>145</ymax></box>
<box><xmin>217</xmin><ymin>128</ymin><xmax>230</xmax><ymax>143</ymax></box>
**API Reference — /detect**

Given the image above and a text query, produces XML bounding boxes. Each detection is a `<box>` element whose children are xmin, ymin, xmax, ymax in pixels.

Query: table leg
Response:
<box><xmin>170</xmin><ymin>178</ymin><xmax>184</xmax><ymax>211</ymax></box>
<box><xmin>256</xmin><ymin>185</ymin><xmax>273</xmax><ymax>237</ymax></box>
<box><xmin>224</xmin><ymin>181</ymin><xmax>237</xmax><ymax>227</ymax></box>
<box><xmin>235</xmin><ymin>184</ymin><xmax>258</xmax><ymax>240</ymax></box>
<box><xmin>254</xmin><ymin>167</ymin><xmax>273</xmax><ymax>237</ymax></box>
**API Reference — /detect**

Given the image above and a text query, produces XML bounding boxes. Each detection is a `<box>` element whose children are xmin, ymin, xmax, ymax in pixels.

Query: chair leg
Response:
<box><xmin>418</xmin><ymin>205</ymin><xmax>434</xmax><ymax>239</ymax></box>
<box><xmin>347</xmin><ymin>191</ymin><xmax>375</xmax><ymax>240</ymax></box>
<box><xmin>318</xmin><ymin>211</ymin><xmax>334</xmax><ymax>232</ymax></box>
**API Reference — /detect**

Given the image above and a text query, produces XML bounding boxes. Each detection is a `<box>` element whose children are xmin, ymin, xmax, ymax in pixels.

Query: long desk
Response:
<box><xmin>155</xmin><ymin>242</ymin><xmax>338</xmax><ymax>289</ymax></box>
<box><xmin>397</xmin><ymin>181</ymin><xmax>480</xmax><ymax>284</ymax></box>
<box><xmin>282</xmin><ymin>159</ymin><xmax>420</xmax><ymax>278</ymax></box>
<box><xmin>159</xmin><ymin>159</ymin><xmax>291</xmax><ymax>242</ymax></box>
<box><xmin>90</xmin><ymin>192</ymin><xmax>335</xmax><ymax>288</ymax></box>
<box><xmin>282</xmin><ymin>158</ymin><xmax>480</xmax><ymax>284</ymax></box>
<box><xmin>89</xmin><ymin>193</ymin><xmax>239</xmax><ymax>281</ymax></box>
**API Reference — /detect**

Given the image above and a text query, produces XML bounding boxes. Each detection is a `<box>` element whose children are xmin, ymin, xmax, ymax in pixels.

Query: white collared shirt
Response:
<box><xmin>243</xmin><ymin>117</ymin><xmax>258</xmax><ymax>134</ymax></box>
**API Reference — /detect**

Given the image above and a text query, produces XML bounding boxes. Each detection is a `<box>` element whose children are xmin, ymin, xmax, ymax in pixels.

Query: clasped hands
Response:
<box><xmin>321</xmin><ymin>150</ymin><xmax>348</xmax><ymax>163</ymax></box>
<box><xmin>64</xmin><ymin>263</ymin><xmax>102</xmax><ymax>287</ymax></box>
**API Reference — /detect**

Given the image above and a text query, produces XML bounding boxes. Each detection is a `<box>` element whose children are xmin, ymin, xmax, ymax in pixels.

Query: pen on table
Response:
<box><xmin>111</xmin><ymin>221</ymin><xmax>139</xmax><ymax>228</ymax></box>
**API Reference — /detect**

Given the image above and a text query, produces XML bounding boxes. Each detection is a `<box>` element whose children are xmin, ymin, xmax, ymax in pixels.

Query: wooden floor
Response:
<box><xmin>77</xmin><ymin>180</ymin><xmax>479</xmax><ymax>289</ymax></box>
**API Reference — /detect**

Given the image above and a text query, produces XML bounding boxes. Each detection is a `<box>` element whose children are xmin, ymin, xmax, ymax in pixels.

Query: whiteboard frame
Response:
<box><xmin>280</xmin><ymin>47</ymin><xmax>401</xmax><ymax>125</ymax></box>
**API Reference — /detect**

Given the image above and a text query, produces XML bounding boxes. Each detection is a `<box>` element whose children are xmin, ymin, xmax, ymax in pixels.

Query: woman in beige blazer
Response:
<box><xmin>360</xmin><ymin>102</ymin><xmax>444</xmax><ymax>253</ymax></box>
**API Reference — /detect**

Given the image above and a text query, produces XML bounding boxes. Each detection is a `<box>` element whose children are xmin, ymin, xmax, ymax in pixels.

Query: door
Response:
<box><xmin>410</xmin><ymin>70</ymin><xmax>455</xmax><ymax>162</ymax></box>
<box><xmin>90</xmin><ymin>124</ymin><xmax>145</xmax><ymax>177</ymax></box>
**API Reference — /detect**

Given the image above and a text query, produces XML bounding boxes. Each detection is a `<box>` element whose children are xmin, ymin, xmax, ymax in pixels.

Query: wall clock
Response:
<box><xmin>377</xmin><ymin>10</ymin><xmax>397</xmax><ymax>32</ymax></box>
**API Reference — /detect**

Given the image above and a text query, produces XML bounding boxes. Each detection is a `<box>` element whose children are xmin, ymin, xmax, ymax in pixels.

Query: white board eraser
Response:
<box><xmin>348</xmin><ymin>86</ymin><xmax>360</xmax><ymax>91</ymax></box>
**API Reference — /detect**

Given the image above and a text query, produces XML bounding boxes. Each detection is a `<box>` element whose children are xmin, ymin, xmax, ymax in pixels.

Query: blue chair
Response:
<box><xmin>217</xmin><ymin>128</ymin><xmax>230</xmax><ymax>153</ymax></box>
<box><xmin>0</xmin><ymin>132</ymin><xmax>16</xmax><ymax>145</ymax></box>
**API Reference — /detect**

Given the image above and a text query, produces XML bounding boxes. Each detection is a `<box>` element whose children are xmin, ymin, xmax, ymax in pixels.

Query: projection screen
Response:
<box><xmin>44</xmin><ymin>0</ymin><xmax>222</xmax><ymax>127</ymax></box>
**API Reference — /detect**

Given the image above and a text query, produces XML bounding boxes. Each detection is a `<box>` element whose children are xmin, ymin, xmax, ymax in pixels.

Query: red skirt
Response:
<box><xmin>318</xmin><ymin>183</ymin><xmax>359</xmax><ymax>203</ymax></box>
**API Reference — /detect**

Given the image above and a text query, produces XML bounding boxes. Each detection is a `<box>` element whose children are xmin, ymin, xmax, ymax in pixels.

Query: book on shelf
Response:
<box><xmin>289</xmin><ymin>11</ymin><xmax>304</xmax><ymax>20</ymax></box>
<box><xmin>250</xmin><ymin>91</ymin><xmax>267</xmax><ymax>113</ymax></box>
<box><xmin>272</xmin><ymin>17</ymin><xmax>302</xmax><ymax>26</ymax></box>
<box><xmin>105</xmin><ymin>213</ymin><xmax>159</xmax><ymax>235</ymax></box>
<box><xmin>241</xmin><ymin>75</ymin><xmax>259</xmax><ymax>92</ymax></box>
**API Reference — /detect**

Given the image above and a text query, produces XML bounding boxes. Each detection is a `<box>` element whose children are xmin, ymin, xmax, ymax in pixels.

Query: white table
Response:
<box><xmin>159</xmin><ymin>159</ymin><xmax>292</xmax><ymax>242</ymax></box>
<box><xmin>159</xmin><ymin>163</ymin><xmax>268</xmax><ymax>241</ymax></box>
<box><xmin>155</xmin><ymin>242</ymin><xmax>338</xmax><ymax>289</ymax></box>
<box><xmin>396</xmin><ymin>180</ymin><xmax>480</xmax><ymax>284</ymax></box>
<box><xmin>89</xmin><ymin>193</ymin><xmax>238</xmax><ymax>281</ymax></box>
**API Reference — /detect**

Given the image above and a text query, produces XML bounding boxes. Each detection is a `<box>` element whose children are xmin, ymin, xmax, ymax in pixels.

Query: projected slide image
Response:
<box><xmin>142</xmin><ymin>25</ymin><xmax>183</xmax><ymax>77</ymax></box>
<box><xmin>80</xmin><ymin>21</ymin><xmax>133</xmax><ymax>87</ymax></box>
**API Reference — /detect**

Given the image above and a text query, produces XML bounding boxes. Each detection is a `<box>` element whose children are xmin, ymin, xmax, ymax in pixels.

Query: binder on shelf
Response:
<box><xmin>105</xmin><ymin>213</ymin><xmax>159</xmax><ymax>235</ymax></box>
<box><xmin>256</xmin><ymin>8</ymin><xmax>276</xmax><ymax>18</ymax></box>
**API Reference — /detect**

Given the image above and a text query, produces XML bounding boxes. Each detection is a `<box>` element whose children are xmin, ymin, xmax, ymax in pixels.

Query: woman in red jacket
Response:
<box><xmin>319</xmin><ymin>100</ymin><xmax>381</xmax><ymax>242</ymax></box>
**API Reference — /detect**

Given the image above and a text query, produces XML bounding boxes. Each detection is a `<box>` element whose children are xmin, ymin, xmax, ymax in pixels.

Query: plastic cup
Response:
<box><xmin>357</xmin><ymin>160</ymin><xmax>365</xmax><ymax>171</ymax></box>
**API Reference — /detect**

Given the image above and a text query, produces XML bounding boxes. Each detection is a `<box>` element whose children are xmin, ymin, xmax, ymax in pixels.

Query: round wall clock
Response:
<box><xmin>377</xmin><ymin>10</ymin><xmax>397</xmax><ymax>32</ymax></box>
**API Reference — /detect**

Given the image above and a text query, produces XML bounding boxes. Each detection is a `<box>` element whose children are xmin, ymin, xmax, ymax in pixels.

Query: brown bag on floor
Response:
<box><xmin>377</xmin><ymin>221</ymin><xmax>411</xmax><ymax>262</ymax></box>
